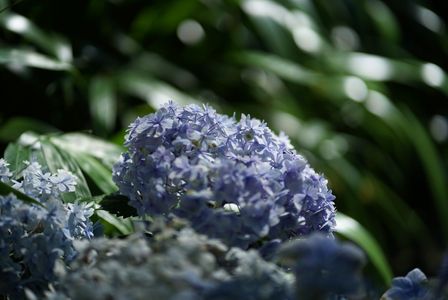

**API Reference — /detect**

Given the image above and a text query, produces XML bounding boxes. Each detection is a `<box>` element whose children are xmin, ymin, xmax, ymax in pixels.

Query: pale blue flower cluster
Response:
<box><xmin>113</xmin><ymin>102</ymin><xmax>336</xmax><ymax>248</ymax></box>
<box><xmin>0</xmin><ymin>160</ymin><xmax>94</xmax><ymax>298</ymax></box>
<box><xmin>10</xmin><ymin>161</ymin><xmax>77</xmax><ymax>201</ymax></box>
<box><xmin>44</xmin><ymin>220</ymin><xmax>293</xmax><ymax>300</ymax></box>
<box><xmin>0</xmin><ymin>158</ymin><xmax>12</xmax><ymax>182</ymax></box>
<box><xmin>42</xmin><ymin>219</ymin><xmax>376</xmax><ymax>300</ymax></box>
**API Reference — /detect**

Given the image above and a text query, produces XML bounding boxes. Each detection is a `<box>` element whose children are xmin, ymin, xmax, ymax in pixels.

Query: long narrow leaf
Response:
<box><xmin>50</xmin><ymin>133</ymin><xmax>123</xmax><ymax>169</ymax></box>
<box><xmin>0</xmin><ymin>12</ymin><xmax>72</xmax><ymax>62</ymax></box>
<box><xmin>0</xmin><ymin>48</ymin><xmax>71</xmax><ymax>70</ymax></box>
<box><xmin>95</xmin><ymin>209</ymin><xmax>133</xmax><ymax>235</ymax></box>
<box><xmin>0</xmin><ymin>117</ymin><xmax>58</xmax><ymax>142</ymax></box>
<box><xmin>335</xmin><ymin>213</ymin><xmax>392</xmax><ymax>285</ymax></box>
<box><xmin>39</xmin><ymin>138</ymin><xmax>91</xmax><ymax>201</ymax></box>
<box><xmin>89</xmin><ymin>77</ymin><xmax>117</xmax><ymax>134</ymax></box>
<box><xmin>70</xmin><ymin>152</ymin><xmax>118</xmax><ymax>194</ymax></box>
<box><xmin>399</xmin><ymin>108</ymin><xmax>448</xmax><ymax>241</ymax></box>
<box><xmin>3</xmin><ymin>142</ymin><xmax>30</xmax><ymax>179</ymax></box>
<box><xmin>0</xmin><ymin>181</ymin><xmax>43</xmax><ymax>207</ymax></box>
<box><xmin>232</xmin><ymin>51</ymin><xmax>318</xmax><ymax>85</ymax></box>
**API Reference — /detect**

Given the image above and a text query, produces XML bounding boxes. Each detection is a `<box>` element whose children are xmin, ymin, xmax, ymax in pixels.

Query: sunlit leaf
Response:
<box><xmin>335</xmin><ymin>213</ymin><xmax>392</xmax><ymax>285</ymax></box>
<box><xmin>0</xmin><ymin>48</ymin><xmax>71</xmax><ymax>70</ymax></box>
<box><xmin>89</xmin><ymin>76</ymin><xmax>117</xmax><ymax>135</ymax></box>
<box><xmin>70</xmin><ymin>152</ymin><xmax>118</xmax><ymax>194</ymax></box>
<box><xmin>3</xmin><ymin>142</ymin><xmax>30</xmax><ymax>179</ymax></box>
<box><xmin>117</xmin><ymin>71</ymin><xmax>198</xmax><ymax>108</ymax></box>
<box><xmin>95</xmin><ymin>209</ymin><xmax>133</xmax><ymax>235</ymax></box>
<box><xmin>365</xmin><ymin>0</ymin><xmax>400</xmax><ymax>42</ymax></box>
<box><xmin>0</xmin><ymin>12</ymin><xmax>72</xmax><ymax>62</ymax></box>
<box><xmin>0</xmin><ymin>117</ymin><xmax>58</xmax><ymax>142</ymax></box>
<box><xmin>50</xmin><ymin>133</ymin><xmax>124</xmax><ymax>170</ymax></box>
<box><xmin>232</xmin><ymin>51</ymin><xmax>318</xmax><ymax>85</ymax></box>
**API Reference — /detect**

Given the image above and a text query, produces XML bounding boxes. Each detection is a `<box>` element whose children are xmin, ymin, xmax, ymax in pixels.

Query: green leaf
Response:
<box><xmin>95</xmin><ymin>209</ymin><xmax>133</xmax><ymax>235</ymax></box>
<box><xmin>3</xmin><ymin>142</ymin><xmax>30</xmax><ymax>179</ymax></box>
<box><xmin>89</xmin><ymin>76</ymin><xmax>117</xmax><ymax>134</ymax></box>
<box><xmin>0</xmin><ymin>181</ymin><xmax>43</xmax><ymax>207</ymax></box>
<box><xmin>231</xmin><ymin>51</ymin><xmax>319</xmax><ymax>85</ymax></box>
<box><xmin>0</xmin><ymin>48</ymin><xmax>71</xmax><ymax>70</ymax></box>
<box><xmin>70</xmin><ymin>153</ymin><xmax>118</xmax><ymax>194</ymax></box>
<box><xmin>11</xmin><ymin>132</ymin><xmax>121</xmax><ymax>200</ymax></box>
<box><xmin>365</xmin><ymin>0</ymin><xmax>400</xmax><ymax>42</ymax></box>
<box><xmin>128</xmin><ymin>52</ymin><xmax>198</xmax><ymax>88</ymax></box>
<box><xmin>39</xmin><ymin>138</ymin><xmax>91</xmax><ymax>202</ymax></box>
<box><xmin>0</xmin><ymin>12</ymin><xmax>72</xmax><ymax>62</ymax></box>
<box><xmin>0</xmin><ymin>117</ymin><xmax>58</xmax><ymax>142</ymax></box>
<box><xmin>399</xmin><ymin>108</ymin><xmax>448</xmax><ymax>241</ymax></box>
<box><xmin>335</xmin><ymin>213</ymin><xmax>392</xmax><ymax>285</ymax></box>
<box><xmin>117</xmin><ymin>71</ymin><xmax>199</xmax><ymax>108</ymax></box>
<box><xmin>50</xmin><ymin>133</ymin><xmax>123</xmax><ymax>170</ymax></box>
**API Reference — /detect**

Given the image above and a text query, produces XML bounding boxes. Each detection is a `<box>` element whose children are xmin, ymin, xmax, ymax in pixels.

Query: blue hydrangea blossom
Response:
<box><xmin>42</xmin><ymin>219</ymin><xmax>293</xmax><ymax>300</ymax></box>
<box><xmin>113</xmin><ymin>102</ymin><xmax>336</xmax><ymax>248</ymax></box>
<box><xmin>381</xmin><ymin>268</ymin><xmax>432</xmax><ymax>300</ymax></box>
<box><xmin>276</xmin><ymin>233</ymin><xmax>366</xmax><ymax>299</ymax></box>
<box><xmin>0</xmin><ymin>160</ymin><xmax>94</xmax><ymax>298</ymax></box>
<box><xmin>0</xmin><ymin>158</ymin><xmax>12</xmax><ymax>182</ymax></box>
<box><xmin>11</xmin><ymin>161</ymin><xmax>77</xmax><ymax>201</ymax></box>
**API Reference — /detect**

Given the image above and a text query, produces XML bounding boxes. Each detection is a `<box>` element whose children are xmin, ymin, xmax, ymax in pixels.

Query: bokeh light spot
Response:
<box><xmin>421</xmin><ymin>63</ymin><xmax>445</xmax><ymax>87</ymax></box>
<box><xmin>348</xmin><ymin>54</ymin><xmax>392</xmax><ymax>81</ymax></box>
<box><xmin>177</xmin><ymin>19</ymin><xmax>205</xmax><ymax>45</ymax></box>
<box><xmin>331</xmin><ymin>26</ymin><xmax>359</xmax><ymax>51</ymax></box>
<box><xmin>416</xmin><ymin>6</ymin><xmax>442</xmax><ymax>32</ymax></box>
<box><xmin>5</xmin><ymin>15</ymin><xmax>30</xmax><ymax>33</ymax></box>
<box><xmin>429</xmin><ymin>115</ymin><xmax>448</xmax><ymax>142</ymax></box>
<box><xmin>343</xmin><ymin>76</ymin><xmax>367</xmax><ymax>102</ymax></box>
<box><xmin>293</xmin><ymin>27</ymin><xmax>321</xmax><ymax>53</ymax></box>
<box><xmin>365</xmin><ymin>91</ymin><xmax>392</xmax><ymax>118</ymax></box>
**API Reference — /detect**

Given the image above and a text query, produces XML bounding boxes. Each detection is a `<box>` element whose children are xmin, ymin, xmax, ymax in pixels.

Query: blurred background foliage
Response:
<box><xmin>1</xmin><ymin>0</ymin><xmax>448</xmax><ymax>285</ymax></box>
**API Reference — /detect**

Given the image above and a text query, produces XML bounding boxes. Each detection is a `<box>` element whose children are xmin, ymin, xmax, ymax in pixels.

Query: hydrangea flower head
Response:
<box><xmin>0</xmin><ymin>194</ymin><xmax>92</xmax><ymax>298</ymax></box>
<box><xmin>277</xmin><ymin>233</ymin><xmax>366</xmax><ymax>299</ymax></box>
<box><xmin>113</xmin><ymin>102</ymin><xmax>336</xmax><ymax>248</ymax></box>
<box><xmin>12</xmin><ymin>161</ymin><xmax>77</xmax><ymax>201</ymax></box>
<box><xmin>0</xmin><ymin>160</ymin><xmax>94</xmax><ymax>298</ymax></box>
<box><xmin>381</xmin><ymin>268</ymin><xmax>432</xmax><ymax>300</ymax></box>
<box><xmin>44</xmin><ymin>218</ymin><xmax>292</xmax><ymax>300</ymax></box>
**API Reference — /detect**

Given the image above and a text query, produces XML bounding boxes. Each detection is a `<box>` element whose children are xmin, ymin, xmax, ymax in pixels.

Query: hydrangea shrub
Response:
<box><xmin>4</xmin><ymin>104</ymin><xmax>446</xmax><ymax>299</ymax></box>
<box><xmin>113</xmin><ymin>102</ymin><xmax>336</xmax><ymax>248</ymax></box>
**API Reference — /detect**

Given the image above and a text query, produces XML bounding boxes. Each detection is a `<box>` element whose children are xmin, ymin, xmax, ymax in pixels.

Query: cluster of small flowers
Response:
<box><xmin>0</xmin><ymin>159</ymin><xmax>94</xmax><ymax>298</ymax></box>
<box><xmin>382</xmin><ymin>264</ymin><xmax>448</xmax><ymax>300</ymax></box>
<box><xmin>8</xmin><ymin>160</ymin><xmax>77</xmax><ymax>201</ymax></box>
<box><xmin>277</xmin><ymin>234</ymin><xmax>366</xmax><ymax>299</ymax></box>
<box><xmin>43</xmin><ymin>219</ymin><xmax>293</xmax><ymax>300</ymax></box>
<box><xmin>42</xmin><ymin>219</ymin><xmax>369</xmax><ymax>300</ymax></box>
<box><xmin>382</xmin><ymin>269</ymin><xmax>431</xmax><ymax>300</ymax></box>
<box><xmin>113</xmin><ymin>102</ymin><xmax>336</xmax><ymax>248</ymax></box>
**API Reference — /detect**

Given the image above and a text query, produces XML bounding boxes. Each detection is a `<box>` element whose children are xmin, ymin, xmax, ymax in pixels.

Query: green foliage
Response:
<box><xmin>2</xmin><ymin>131</ymin><xmax>130</xmax><ymax>235</ymax></box>
<box><xmin>335</xmin><ymin>213</ymin><xmax>392</xmax><ymax>285</ymax></box>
